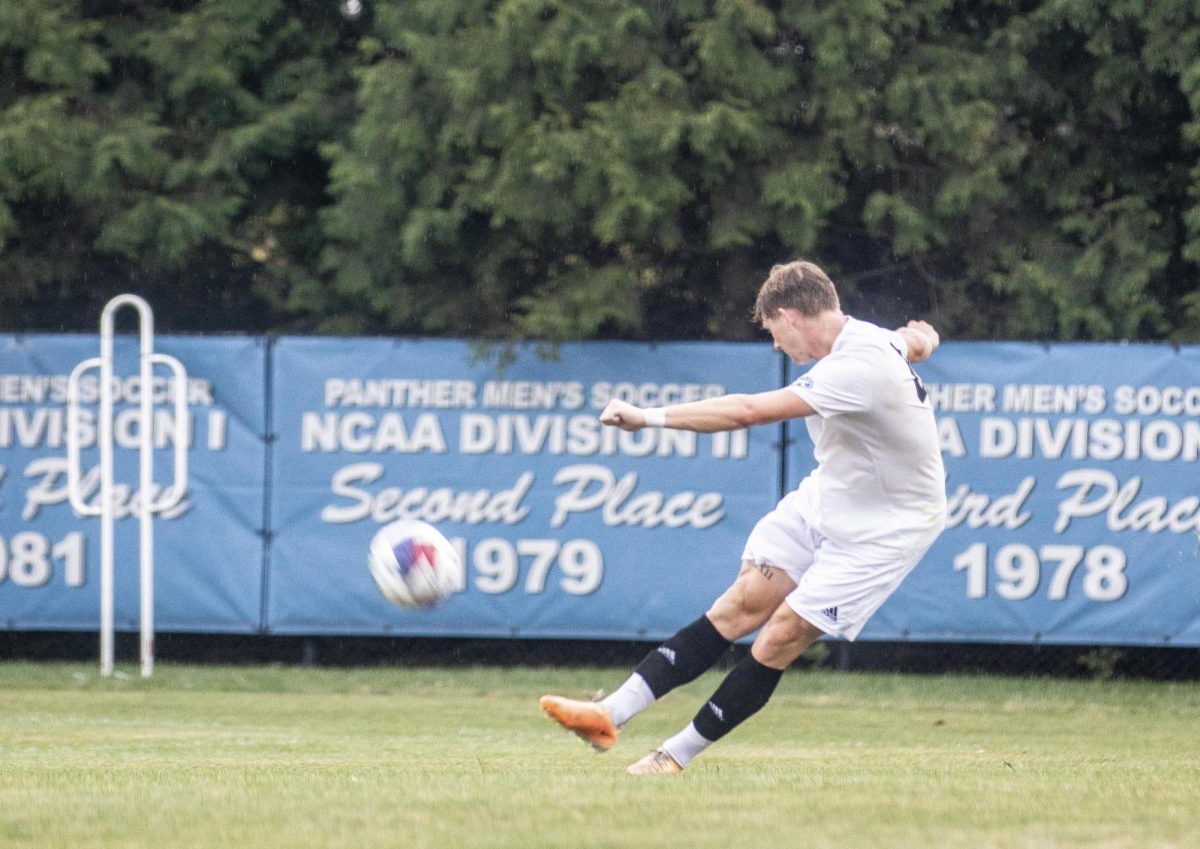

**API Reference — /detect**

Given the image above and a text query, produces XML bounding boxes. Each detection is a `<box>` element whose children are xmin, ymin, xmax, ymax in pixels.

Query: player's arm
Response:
<box><xmin>600</xmin><ymin>388</ymin><xmax>814</xmax><ymax>434</ymax></box>
<box><xmin>896</xmin><ymin>320</ymin><xmax>940</xmax><ymax>363</ymax></box>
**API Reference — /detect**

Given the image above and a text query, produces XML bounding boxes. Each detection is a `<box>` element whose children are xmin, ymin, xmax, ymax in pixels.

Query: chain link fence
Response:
<box><xmin>3</xmin><ymin>631</ymin><xmax>1198</xmax><ymax>681</ymax></box>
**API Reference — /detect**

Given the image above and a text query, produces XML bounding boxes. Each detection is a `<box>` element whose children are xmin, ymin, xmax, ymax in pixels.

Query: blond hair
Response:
<box><xmin>752</xmin><ymin>261</ymin><xmax>840</xmax><ymax>321</ymax></box>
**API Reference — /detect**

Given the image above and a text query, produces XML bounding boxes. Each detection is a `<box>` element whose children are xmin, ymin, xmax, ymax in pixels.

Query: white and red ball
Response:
<box><xmin>367</xmin><ymin>520</ymin><xmax>459</xmax><ymax>609</ymax></box>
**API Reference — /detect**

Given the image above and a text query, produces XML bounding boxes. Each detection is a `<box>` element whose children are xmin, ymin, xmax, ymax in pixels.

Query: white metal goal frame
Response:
<box><xmin>65</xmin><ymin>294</ymin><xmax>189</xmax><ymax>678</ymax></box>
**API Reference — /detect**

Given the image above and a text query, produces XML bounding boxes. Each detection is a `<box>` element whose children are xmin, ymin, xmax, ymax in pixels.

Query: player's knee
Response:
<box><xmin>753</xmin><ymin>611</ymin><xmax>822</xmax><ymax>667</ymax></box>
<box><xmin>708</xmin><ymin>563</ymin><xmax>789</xmax><ymax>639</ymax></box>
<box><xmin>705</xmin><ymin>599</ymin><xmax>741</xmax><ymax>639</ymax></box>
<box><xmin>707</xmin><ymin>586</ymin><xmax>755</xmax><ymax>638</ymax></box>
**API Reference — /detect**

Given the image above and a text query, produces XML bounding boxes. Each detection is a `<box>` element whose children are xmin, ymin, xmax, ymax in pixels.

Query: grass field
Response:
<box><xmin>1</xmin><ymin>661</ymin><xmax>1198</xmax><ymax>849</ymax></box>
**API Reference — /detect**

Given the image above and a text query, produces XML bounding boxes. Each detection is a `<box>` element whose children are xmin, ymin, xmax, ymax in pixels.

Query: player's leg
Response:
<box><xmin>630</xmin><ymin>604</ymin><xmax>823</xmax><ymax>774</ymax></box>
<box><xmin>541</xmin><ymin>492</ymin><xmax>816</xmax><ymax>754</ymax></box>
<box><xmin>598</xmin><ymin>499</ymin><xmax>814</xmax><ymax>733</ymax></box>
<box><xmin>539</xmin><ymin>560</ymin><xmax>794</xmax><ymax>751</ymax></box>
<box><xmin>601</xmin><ymin>560</ymin><xmax>795</xmax><ymax>721</ymax></box>
<box><xmin>633</xmin><ymin>535</ymin><xmax>940</xmax><ymax>773</ymax></box>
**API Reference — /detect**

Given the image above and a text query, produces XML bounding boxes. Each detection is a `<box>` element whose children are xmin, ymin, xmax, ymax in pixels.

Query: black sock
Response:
<box><xmin>691</xmin><ymin>654</ymin><xmax>783</xmax><ymax>742</ymax></box>
<box><xmin>634</xmin><ymin>615</ymin><xmax>731</xmax><ymax>699</ymax></box>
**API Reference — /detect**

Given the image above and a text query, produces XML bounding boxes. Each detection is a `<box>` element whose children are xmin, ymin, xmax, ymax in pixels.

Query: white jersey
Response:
<box><xmin>787</xmin><ymin>317</ymin><xmax>946</xmax><ymax>550</ymax></box>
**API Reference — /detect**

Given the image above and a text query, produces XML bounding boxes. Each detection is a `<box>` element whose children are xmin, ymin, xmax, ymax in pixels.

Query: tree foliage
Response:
<box><xmin>0</xmin><ymin>0</ymin><xmax>355</xmax><ymax>331</ymax></box>
<box><xmin>1</xmin><ymin>0</ymin><xmax>1198</xmax><ymax>342</ymax></box>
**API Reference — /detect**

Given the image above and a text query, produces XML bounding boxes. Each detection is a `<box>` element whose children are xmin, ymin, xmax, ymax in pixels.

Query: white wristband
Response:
<box><xmin>643</xmin><ymin>407</ymin><xmax>667</xmax><ymax>427</ymax></box>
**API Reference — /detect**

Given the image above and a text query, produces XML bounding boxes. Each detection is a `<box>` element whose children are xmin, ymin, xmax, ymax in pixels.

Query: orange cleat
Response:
<box><xmin>539</xmin><ymin>695</ymin><xmax>619</xmax><ymax>752</ymax></box>
<box><xmin>626</xmin><ymin>749</ymin><xmax>683</xmax><ymax>775</ymax></box>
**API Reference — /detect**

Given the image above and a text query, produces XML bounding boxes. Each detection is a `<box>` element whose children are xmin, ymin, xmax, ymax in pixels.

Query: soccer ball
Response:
<box><xmin>367</xmin><ymin>520</ymin><xmax>460</xmax><ymax>609</ymax></box>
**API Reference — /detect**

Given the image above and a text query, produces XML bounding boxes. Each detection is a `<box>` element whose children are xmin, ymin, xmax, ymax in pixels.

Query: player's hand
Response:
<box><xmin>599</xmin><ymin>399</ymin><xmax>645</xmax><ymax>431</ymax></box>
<box><xmin>906</xmin><ymin>320</ymin><xmax>940</xmax><ymax>351</ymax></box>
<box><xmin>899</xmin><ymin>320</ymin><xmax>940</xmax><ymax>362</ymax></box>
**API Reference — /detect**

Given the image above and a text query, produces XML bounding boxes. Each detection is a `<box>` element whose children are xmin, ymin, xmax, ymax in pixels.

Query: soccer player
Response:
<box><xmin>539</xmin><ymin>259</ymin><xmax>947</xmax><ymax>774</ymax></box>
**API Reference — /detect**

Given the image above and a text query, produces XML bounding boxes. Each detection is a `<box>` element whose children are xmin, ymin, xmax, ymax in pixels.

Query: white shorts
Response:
<box><xmin>741</xmin><ymin>490</ymin><xmax>938</xmax><ymax>641</ymax></box>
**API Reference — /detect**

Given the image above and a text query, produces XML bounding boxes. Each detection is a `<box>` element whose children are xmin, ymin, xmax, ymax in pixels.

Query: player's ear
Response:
<box><xmin>778</xmin><ymin>307</ymin><xmax>802</xmax><ymax>328</ymax></box>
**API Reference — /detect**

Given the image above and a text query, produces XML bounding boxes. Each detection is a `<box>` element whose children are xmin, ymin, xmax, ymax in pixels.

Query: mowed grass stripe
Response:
<box><xmin>1</xmin><ymin>663</ymin><xmax>1197</xmax><ymax>849</ymax></box>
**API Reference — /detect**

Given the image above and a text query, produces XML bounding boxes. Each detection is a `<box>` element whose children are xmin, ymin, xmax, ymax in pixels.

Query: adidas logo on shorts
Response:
<box><xmin>820</xmin><ymin>606</ymin><xmax>839</xmax><ymax>623</ymax></box>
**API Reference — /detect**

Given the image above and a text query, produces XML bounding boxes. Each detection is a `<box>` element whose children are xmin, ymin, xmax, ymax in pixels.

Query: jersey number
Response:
<box><xmin>890</xmin><ymin>343</ymin><xmax>928</xmax><ymax>403</ymax></box>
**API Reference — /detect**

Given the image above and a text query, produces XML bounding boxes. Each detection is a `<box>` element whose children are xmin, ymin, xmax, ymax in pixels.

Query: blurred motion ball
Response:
<box><xmin>367</xmin><ymin>520</ymin><xmax>460</xmax><ymax>609</ymax></box>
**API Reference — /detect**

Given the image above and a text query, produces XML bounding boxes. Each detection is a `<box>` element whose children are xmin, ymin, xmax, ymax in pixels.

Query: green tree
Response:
<box><xmin>314</xmin><ymin>0</ymin><xmax>848</xmax><ymax>340</ymax></box>
<box><xmin>744</xmin><ymin>0</ymin><xmax>1199</xmax><ymax>342</ymax></box>
<box><xmin>315</xmin><ymin>0</ymin><xmax>1200</xmax><ymax>342</ymax></box>
<box><xmin>0</xmin><ymin>0</ymin><xmax>355</xmax><ymax>331</ymax></box>
<box><xmin>2</xmin><ymin>0</ymin><xmax>1198</xmax><ymax>343</ymax></box>
<box><xmin>975</xmin><ymin>0</ymin><xmax>1198</xmax><ymax>341</ymax></box>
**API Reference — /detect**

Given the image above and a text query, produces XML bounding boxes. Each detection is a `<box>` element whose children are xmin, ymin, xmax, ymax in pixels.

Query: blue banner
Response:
<box><xmin>789</xmin><ymin>342</ymin><xmax>1200</xmax><ymax>645</ymax></box>
<box><xmin>5</xmin><ymin>332</ymin><xmax>1198</xmax><ymax>647</ymax></box>
<box><xmin>0</xmin><ymin>334</ymin><xmax>266</xmax><ymax>633</ymax></box>
<box><xmin>266</xmin><ymin>338</ymin><xmax>782</xmax><ymax>639</ymax></box>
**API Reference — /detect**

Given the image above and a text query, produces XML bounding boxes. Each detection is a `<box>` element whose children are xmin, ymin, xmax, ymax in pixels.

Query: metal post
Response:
<box><xmin>66</xmin><ymin>295</ymin><xmax>188</xmax><ymax>678</ymax></box>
